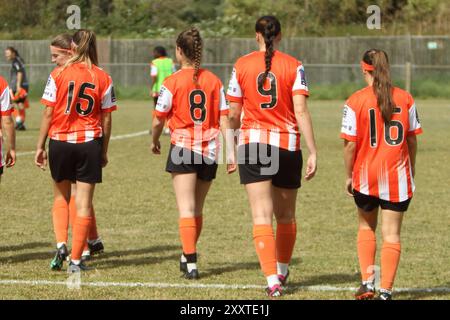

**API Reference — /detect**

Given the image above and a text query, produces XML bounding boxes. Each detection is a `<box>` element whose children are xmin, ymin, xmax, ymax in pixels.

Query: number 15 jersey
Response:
<box><xmin>226</xmin><ymin>50</ymin><xmax>309</xmax><ymax>151</ymax></box>
<box><xmin>341</xmin><ymin>86</ymin><xmax>422</xmax><ymax>202</ymax></box>
<box><xmin>41</xmin><ymin>63</ymin><xmax>117</xmax><ymax>144</ymax></box>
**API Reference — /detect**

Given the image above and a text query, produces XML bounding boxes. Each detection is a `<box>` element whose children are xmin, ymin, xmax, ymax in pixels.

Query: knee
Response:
<box><xmin>275</xmin><ymin>211</ymin><xmax>296</xmax><ymax>224</ymax></box>
<box><xmin>382</xmin><ymin>227</ymin><xmax>401</xmax><ymax>243</ymax></box>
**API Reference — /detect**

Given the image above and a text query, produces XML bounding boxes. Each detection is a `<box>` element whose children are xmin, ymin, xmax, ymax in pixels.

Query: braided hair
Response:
<box><xmin>255</xmin><ymin>16</ymin><xmax>281</xmax><ymax>86</ymax></box>
<box><xmin>176</xmin><ymin>27</ymin><xmax>203</xmax><ymax>84</ymax></box>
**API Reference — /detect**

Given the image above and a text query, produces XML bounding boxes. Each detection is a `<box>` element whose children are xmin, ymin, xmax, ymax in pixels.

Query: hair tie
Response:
<box><xmin>361</xmin><ymin>61</ymin><xmax>375</xmax><ymax>72</ymax></box>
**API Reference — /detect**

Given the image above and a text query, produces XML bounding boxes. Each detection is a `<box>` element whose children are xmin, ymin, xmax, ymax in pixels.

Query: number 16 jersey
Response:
<box><xmin>341</xmin><ymin>86</ymin><xmax>422</xmax><ymax>202</ymax></box>
<box><xmin>41</xmin><ymin>63</ymin><xmax>117</xmax><ymax>144</ymax></box>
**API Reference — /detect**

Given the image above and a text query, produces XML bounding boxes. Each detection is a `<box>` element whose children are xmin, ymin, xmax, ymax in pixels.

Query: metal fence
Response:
<box><xmin>1</xmin><ymin>36</ymin><xmax>449</xmax><ymax>90</ymax></box>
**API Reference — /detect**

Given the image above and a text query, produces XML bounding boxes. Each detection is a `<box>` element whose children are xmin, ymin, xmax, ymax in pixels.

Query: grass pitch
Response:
<box><xmin>0</xmin><ymin>99</ymin><xmax>449</xmax><ymax>300</ymax></box>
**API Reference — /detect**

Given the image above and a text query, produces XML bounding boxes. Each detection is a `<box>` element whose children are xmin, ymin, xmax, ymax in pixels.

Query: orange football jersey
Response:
<box><xmin>41</xmin><ymin>63</ymin><xmax>117</xmax><ymax>143</ymax></box>
<box><xmin>154</xmin><ymin>68</ymin><xmax>229</xmax><ymax>160</ymax></box>
<box><xmin>341</xmin><ymin>86</ymin><xmax>423</xmax><ymax>202</ymax></box>
<box><xmin>0</xmin><ymin>76</ymin><xmax>13</xmax><ymax>168</ymax></box>
<box><xmin>226</xmin><ymin>50</ymin><xmax>309</xmax><ymax>151</ymax></box>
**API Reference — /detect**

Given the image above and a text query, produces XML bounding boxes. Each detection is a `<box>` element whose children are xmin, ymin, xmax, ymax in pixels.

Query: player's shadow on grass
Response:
<box><xmin>0</xmin><ymin>242</ymin><xmax>51</xmax><ymax>252</ymax></box>
<box><xmin>0</xmin><ymin>242</ymin><xmax>53</xmax><ymax>264</ymax></box>
<box><xmin>286</xmin><ymin>272</ymin><xmax>360</xmax><ymax>294</ymax></box>
<box><xmin>200</xmin><ymin>262</ymin><xmax>262</xmax><ymax>279</ymax></box>
<box><xmin>92</xmin><ymin>245</ymin><xmax>180</xmax><ymax>269</ymax></box>
<box><xmin>198</xmin><ymin>257</ymin><xmax>303</xmax><ymax>279</ymax></box>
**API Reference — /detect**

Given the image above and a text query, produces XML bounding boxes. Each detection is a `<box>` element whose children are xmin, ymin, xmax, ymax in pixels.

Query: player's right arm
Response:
<box><xmin>0</xmin><ymin>84</ymin><xmax>15</xmax><ymax>167</ymax></box>
<box><xmin>35</xmin><ymin>106</ymin><xmax>53</xmax><ymax>170</ymax></box>
<box><xmin>35</xmin><ymin>73</ymin><xmax>57</xmax><ymax>170</ymax></box>
<box><xmin>340</xmin><ymin>101</ymin><xmax>358</xmax><ymax>196</ymax></box>
<box><xmin>293</xmin><ymin>95</ymin><xmax>317</xmax><ymax>181</ymax></box>
<box><xmin>152</xmin><ymin>84</ymin><xmax>173</xmax><ymax>154</ymax></box>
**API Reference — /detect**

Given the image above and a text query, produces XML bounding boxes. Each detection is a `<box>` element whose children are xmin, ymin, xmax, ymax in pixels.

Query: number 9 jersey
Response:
<box><xmin>341</xmin><ymin>86</ymin><xmax>422</xmax><ymax>202</ymax></box>
<box><xmin>41</xmin><ymin>63</ymin><xmax>117</xmax><ymax>143</ymax></box>
<box><xmin>226</xmin><ymin>51</ymin><xmax>309</xmax><ymax>151</ymax></box>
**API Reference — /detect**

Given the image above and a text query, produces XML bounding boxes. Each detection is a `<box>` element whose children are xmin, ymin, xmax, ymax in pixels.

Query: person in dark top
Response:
<box><xmin>5</xmin><ymin>47</ymin><xmax>29</xmax><ymax>130</ymax></box>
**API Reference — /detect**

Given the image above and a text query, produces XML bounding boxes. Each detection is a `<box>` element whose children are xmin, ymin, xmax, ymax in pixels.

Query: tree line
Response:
<box><xmin>0</xmin><ymin>0</ymin><xmax>448</xmax><ymax>39</ymax></box>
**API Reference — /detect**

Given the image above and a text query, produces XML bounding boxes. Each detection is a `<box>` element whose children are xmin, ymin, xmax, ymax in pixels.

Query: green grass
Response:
<box><xmin>0</xmin><ymin>99</ymin><xmax>449</xmax><ymax>300</ymax></box>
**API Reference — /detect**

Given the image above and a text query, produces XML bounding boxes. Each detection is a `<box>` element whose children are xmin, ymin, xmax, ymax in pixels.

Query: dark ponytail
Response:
<box><xmin>176</xmin><ymin>27</ymin><xmax>203</xmax><ymax>84</ymax></box>
<box><xmin>255</xmin><ymin>16</ymin><xmax>281</xmax><ymax>86</ymax></box>
<box><xmin>6</xmin><ymin>46</ymin><xmax>24</xmax><ymax>63</ymax></box>
<box><xmin>363</xmin><ymin>49</ymin><xmax>395</xmax><ymax>122</ymax></box>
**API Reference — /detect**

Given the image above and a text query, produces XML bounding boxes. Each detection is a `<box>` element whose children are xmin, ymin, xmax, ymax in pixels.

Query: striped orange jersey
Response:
<box><xmin>154</xmin><ymin>68</ymin><xmax>229</xmax><ymax>160</ymax></box>
<box><xmin>341</xmin><ymin>86</ymin><xmax>422</xmax><ymax>202</ymax></box>
<box><xmin>226</xmin><ymin>50</ymin><xmax>309</xmax><ymax>151</ymax></box>
<box><xmin>0</xmin><ymin>76</ymin><xmax>13</xmax><ymax>168</ymax></box>
<box><xmin>41</xmin><ymin>63</ymin><xmax>117</xmax><ymax>143</ymax></box>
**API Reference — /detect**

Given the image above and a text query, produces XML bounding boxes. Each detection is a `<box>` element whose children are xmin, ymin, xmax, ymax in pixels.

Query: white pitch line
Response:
<box><xmin>0</xmin><ymin>279</ymin><xmax>449</xmax><ymax>294</ymax></box>
<box><xmin>16</xmin><ymin>131</ymin><xmax>149</xmax><ymax>157</ymax></box>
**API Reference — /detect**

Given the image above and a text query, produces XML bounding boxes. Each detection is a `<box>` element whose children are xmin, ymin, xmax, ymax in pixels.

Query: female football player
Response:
<box><xmin>227</xmin><ymin>16</ymin><xmax>317</xmax><ymax>297</ymax></box>
<box><xmin>0</xmin><ymin>75</ymin><xmax>16</xmax><ymax>181</ymax></box>
<box><xmin>341</xmin><ymin>49</ymin><xmax>422</xmax><ymax>300</ymax></box>
<box><xmin>151</xmin><ymin>27</ymin><xmax>236</xmax><ymax>279</ymax></box>
<box><xmin>4</xmin><ymin>47</ymin><xmax>29</xmax><ymax>131</ymax></box>
<box><xmin>46</xmin><ymin>34</ymin><xmax>104</xmax><ymax>271</ymax></box>
<box><xmin>36</xmin><ymin>29</ymin><xmax>117</xmax><ymax>272</ymax></box>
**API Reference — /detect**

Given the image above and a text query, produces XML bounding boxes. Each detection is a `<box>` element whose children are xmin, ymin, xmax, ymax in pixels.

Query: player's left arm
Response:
<box><xmin>406</xmin><ymin>135</ymin><xmax>417</xmax><ymax>178</ymax></box>
<box><xmin>16</xmin><ymin>72</ymin><xmax>23</xmax><ymax>93</ymax></box>
<box><xmin>101</xmin><ymin>112</ymin><xmax>112</xmax><ymax>168</ymax></box>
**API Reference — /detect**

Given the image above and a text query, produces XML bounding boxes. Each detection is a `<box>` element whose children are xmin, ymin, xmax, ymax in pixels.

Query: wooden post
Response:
<box><xmin>405</xmin><ymin>62</ymin><xmax>412</xmax><ymax>93</ymax></box>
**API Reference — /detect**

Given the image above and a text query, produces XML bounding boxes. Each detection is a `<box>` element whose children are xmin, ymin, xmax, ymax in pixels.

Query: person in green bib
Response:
<box><xmin>150</xmin><ymin>46</ymin><xmax>176</xmax><ymax>107</ymax></box>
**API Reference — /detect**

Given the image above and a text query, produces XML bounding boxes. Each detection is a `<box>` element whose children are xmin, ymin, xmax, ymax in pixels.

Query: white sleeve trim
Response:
<box><xmin>219</xmin><ymin>86</ymin><xmax>228</xmax><ymax>112</ymax></box>
<box><xmin>408</xmin><ymin>103</ymin><xmax>421</xmax><ymax>132</ymax></box>
<box><xmin>0</xmin><ymin>86</ymin><xmax>11</xmax><ymax>112</ymax></box>
<box><xmin>102</xmin><ymin>82</ymin><xmax>117</xmax><ymax>109</ymax></box>
<box><xmin>341</xmin><ymin>105</ymin><xmax>357</xmax><ymax>137</ymax></box>
<box><xmin>292</xmin><ymin>65</ymin><xmax>309</xmax><ymax>92</ymax></box>
<box><xmin>42</xmin><ymin>75</ymin><xmax>57</xmax><ymax>103</ymax></box>
<box><xmin>226</xmin><ymin>67</ymin><xmax>242</xmax><ymax>98</ymax></box>
<box><xmin>155</xmin><ymin>85</ymin><xmax>173</xmax><ymax>113</ymax></box>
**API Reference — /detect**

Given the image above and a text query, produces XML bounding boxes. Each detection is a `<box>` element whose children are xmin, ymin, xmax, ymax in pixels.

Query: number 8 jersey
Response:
<box><xmin>226</xmin><ymin>51</ymin><xmax>309</xmax><ymax>151</ymax></box>
<box><xmin>155</xmin><ymin>68</ymin><xmax>229</xmax><ymax>160</ymax></box>
<box><xmin>41</xmin><ymin>63</ymin><xmax>117</xmax><ymax>143</ymax></box>
<box><xmin>341</xmin><ymin>86</ymin><xmax>423</xmax><ymax>202</ymax></box>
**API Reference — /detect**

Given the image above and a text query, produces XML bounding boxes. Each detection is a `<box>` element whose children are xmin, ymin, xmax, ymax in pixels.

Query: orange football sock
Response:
<box><xmin>381</xmin><ymin>242</ymin><xmax>401</xmax><ymax>291</ymax></box>
<box><xmin>52</xmin><ymin>198</ymin><xmax>69</xmax><ymax>244</ymax></box>
<box><xmin>253</xmin><ymin>224</ymin><xmax>277</xmax><ymax>277</ymax></box>
<box><xmin>88</xmin><ymin>208</ymin><xmax>99</xmax><ymax>241</ymax></box>
<box><xmin>179</xmin><ymin>217</ymin><xmax>197</xmax><ymax>255</ymax></box>
<box><xmin>68</xmin><ymin>196</ymin><xmax>77</xmax><ymax>232</ymax></box>
<box><xmin>71</xmin><ymin>216</ymin><xmax>92</xmax><ymax>261</ymax></box>
<box><xmin>195</xmin><ymin>215</ymin><xmax>203</xmax><ymax>243</ymax></box>
<box><xmin>357</xmin><ymin>229</ymin><xmax>377</xmax><ymax>282</ymax></box>
<box><xmin>276</xmin><ymin>222</ymin><xmax>297</xmax><ymax>264</ymax></box>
